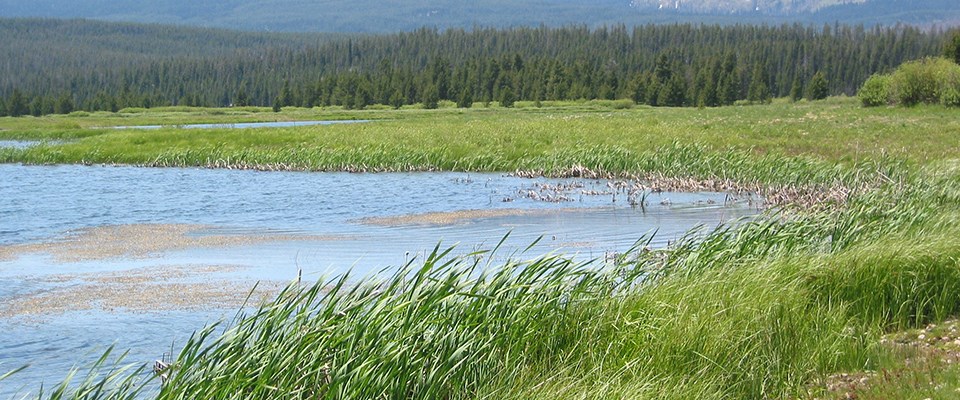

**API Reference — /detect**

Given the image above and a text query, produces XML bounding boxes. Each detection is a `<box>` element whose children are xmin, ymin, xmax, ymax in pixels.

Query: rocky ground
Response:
<box><xmin>806</xmin><ymin>319</ymin><xmax>960</xmax><ymax>399</ymax></box>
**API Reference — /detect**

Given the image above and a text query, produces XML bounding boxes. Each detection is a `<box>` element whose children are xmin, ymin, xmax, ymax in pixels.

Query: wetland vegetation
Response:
<box><xmin>2</xmin><ymin>96</ymin><xmax>960</xmax><ymax>399</ymax></box>
<box><xmin>3</xmin><ymin>15</ymin><xmax>960</xmax><ymax>399</ymax></box>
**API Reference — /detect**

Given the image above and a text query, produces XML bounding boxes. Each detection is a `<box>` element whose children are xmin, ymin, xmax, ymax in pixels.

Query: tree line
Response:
<box><xmin>0</xmin><ymin>20</ymin><xmax>950</xmax><ymax>116</ymax></box>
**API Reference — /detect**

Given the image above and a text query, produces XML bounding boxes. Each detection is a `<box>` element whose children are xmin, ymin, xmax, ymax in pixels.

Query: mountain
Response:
<box><xmin>0</xmin><ymin>0</ymin><xmax>957</xmax><ymax>32</ymax></box>
<box><xmin>630</xmin><ymin>0</ymin><xmax>868</xmax><ymax>15</ymax></box>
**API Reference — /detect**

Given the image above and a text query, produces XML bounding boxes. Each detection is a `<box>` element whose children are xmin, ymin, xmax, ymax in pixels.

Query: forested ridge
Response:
<box><xmin>0</xmin><ymin>19</ymin><xmax>949</xmax><ymax>116</ymax></box>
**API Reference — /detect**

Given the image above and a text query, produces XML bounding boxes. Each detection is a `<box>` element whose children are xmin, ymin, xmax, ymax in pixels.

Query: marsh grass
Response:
<box><xmin>2</xmin><ymin>98</ymin><xmax>959</xmax><ymax>169</ymax></box>
<box><xmin>6</xmin><ymin>100</ymin><xmax>960</xmax><ymax>398</ymax></box>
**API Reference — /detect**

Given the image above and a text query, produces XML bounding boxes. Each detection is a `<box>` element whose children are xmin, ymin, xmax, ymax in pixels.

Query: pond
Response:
<box><xmin>111</xmin><ymin>119</ymin><xmax>370</xmax><ymax>130</ymax></box>
<box><xmin>0</xmin><ymin>164</ymin><xmax>759</xmax><ymax>396</ymax></box>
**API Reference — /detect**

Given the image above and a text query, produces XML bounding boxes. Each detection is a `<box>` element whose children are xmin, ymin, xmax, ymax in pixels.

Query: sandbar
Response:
<box><xmin>0</xmin><ymin>223</ymin><xmax>341</xmax><ymax>263</ymax></box>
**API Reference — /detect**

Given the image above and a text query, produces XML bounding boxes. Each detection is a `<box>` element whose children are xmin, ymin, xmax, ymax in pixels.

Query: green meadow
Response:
<box><xmin>2</xmin><ymin>98</ymin><xmax>959</xmax><ymax>169</ymax></box>
<box><xmin>3</xmin><ymin>98</ymin><xmax>960</xmax><ymax>399</ymax></box>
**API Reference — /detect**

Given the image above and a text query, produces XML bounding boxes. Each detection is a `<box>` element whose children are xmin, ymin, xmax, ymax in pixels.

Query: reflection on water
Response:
<box><xmin>0</xmin><ymin>164</ymin><xmax>759</xmax><ymax>395</ymax></box>
<box><xmin>111</xmin><ymin>119</ymin><xmax>369</xmax><ymax>130</ymax></box>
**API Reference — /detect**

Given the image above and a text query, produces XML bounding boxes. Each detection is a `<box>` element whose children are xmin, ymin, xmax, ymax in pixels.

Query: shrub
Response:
<box><xmin>888</xmin><ymin>58</ymin><xmax>943</xmax><ymax>106</ymax></box>
<box><xmin>858</xmin><ymin>74</ymin><xmax>890</xmax><ymax>107</ymax></box>
<box><xmin>940</xmin><ymin>64</ymin><xmax>960</xmax><ymax>107</ymax></box>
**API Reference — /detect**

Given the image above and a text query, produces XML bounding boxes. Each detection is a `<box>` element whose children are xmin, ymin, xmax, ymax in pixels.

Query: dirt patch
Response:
<box><xmin>0</xmin><ymin>223</ymin><xmax>341</xmax><ymax>263</ymax></box>
<box><xmin>0</xmin><ymin>265</ymin><xmax>287</xmax><ymax>319</ymax></box>
<box><xmin>805</xmin><ymin>320</ymin><xmax>960</xmax><ymax>399</ymax></box>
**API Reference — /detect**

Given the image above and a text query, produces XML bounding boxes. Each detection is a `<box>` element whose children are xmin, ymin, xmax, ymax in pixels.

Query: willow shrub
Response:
<box><xmin>861</xmin><ymin>57</ymin><xmax>960</xmax><ymax>107</ymax></box>
<box><xmin>858</xmin><ymin>74</ymin><xmax>890</xmax><ymax>107</ymax></box>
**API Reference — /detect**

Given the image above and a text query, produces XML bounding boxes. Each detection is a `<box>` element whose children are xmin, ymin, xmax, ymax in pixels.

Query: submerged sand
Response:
<box><xmin>0</xmin><ymin>223</ymin><xmax>341</xmax><ymax>263</ymax></box>
<box><xmin>0</xmin><ymin>265</ymin><xmax>287</xmax><ymax>319</ymax></box>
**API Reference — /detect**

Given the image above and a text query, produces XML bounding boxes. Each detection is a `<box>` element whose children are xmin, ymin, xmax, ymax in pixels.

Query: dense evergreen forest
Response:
<box><xmin>0</xmin><ymin>19</ymin><xmax>950</xmax><ymax>116</ymax></box>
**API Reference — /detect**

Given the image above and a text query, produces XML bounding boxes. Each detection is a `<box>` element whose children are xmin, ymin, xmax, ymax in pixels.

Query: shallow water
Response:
<box><xmin>0</xmin><ymin>140</ymin><xmax>46</xmax><ymax>149</ymax></box>
<box><xmin>111</xmin><ymin>119</ymin><xmax>369</xmax><ymax>130</ymax></box>
<box><xmin>0</xmin><ymin>164</ymin><xmax>758</xmax><ymax>396</ymax></box>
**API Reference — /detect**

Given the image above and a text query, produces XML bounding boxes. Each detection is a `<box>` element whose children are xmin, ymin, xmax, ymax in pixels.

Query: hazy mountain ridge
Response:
<box><xmin>0</xmin><ymin>0</ymin><xmax>956</xmax><ymax>32</ymax></box>
<box><xmin>631</xmin><ymin>0</ymin><xmax>867</xmax><ymax>14</ymax></box>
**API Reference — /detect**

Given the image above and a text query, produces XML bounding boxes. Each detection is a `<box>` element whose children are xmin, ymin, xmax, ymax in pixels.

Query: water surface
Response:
<box><xmin>0</xmin><ymin>140</ymin><xmax>45</xmax><ymax>149</ymax></box>
<box><xmin>0</xmin><ymin>164</ymin><xmax>758</xmax><ymax>396</ymax></box>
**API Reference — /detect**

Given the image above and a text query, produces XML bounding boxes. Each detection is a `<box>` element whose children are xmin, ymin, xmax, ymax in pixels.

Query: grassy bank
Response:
<box><xmin>3</xmin><ymin>99</ymin><xmax>960</xmax><ymax>399</ymax></box>
<box><xmin>2</xmin><ymin>98</ymin><xmax>959</xmax><ymax>174</ymax></box>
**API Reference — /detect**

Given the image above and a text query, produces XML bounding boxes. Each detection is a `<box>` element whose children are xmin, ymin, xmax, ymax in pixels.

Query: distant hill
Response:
<box><xmin>630</xmin><ymin>0</ymin><xmax>868</xmax><ymax>15</ymax></box>
<box><xmin>0</xmin><ymin>0</ymin><xmax>958</xmax><ymax>32</ymax></box>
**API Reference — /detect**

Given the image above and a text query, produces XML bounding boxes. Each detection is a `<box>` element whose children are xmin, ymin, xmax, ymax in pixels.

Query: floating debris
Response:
<box><xmin>510</xmin><ymin>166</ymin><xmax>869</xmax><ymax>210</ymax></box>
<box><xmin>357</xmin><ymin>208</ymin><xmax>596</xmax><ymax>226</ymax></box>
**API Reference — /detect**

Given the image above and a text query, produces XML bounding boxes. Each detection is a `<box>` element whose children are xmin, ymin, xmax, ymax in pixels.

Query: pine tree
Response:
<box><xmin>30</xmin><ymin>97</ymin><xmax>44</xmax><ymax>116</ymax></box>
<box><xmin>279</xmin><ymin>80</ymin><xmax>294</xmax><ymax>107</ymax></box>
<box><xmin>657</xmin><ymin>75</ymin><xmax>687</xmax><ymax>107</ymax></box>
<box><xmin>498</xmin><ymin>85</ymin><xmax>515</xmax><ymax>108</ymax></box>
<box><xmin>718</xmin><ymin>54</ymin><xmax>740</xmax><ymax>105</ymax></box>
<box><xmin>7</xmin><ymin>89</ymin><xmax>28</xmax><ymax>117</ymax></box>
<box><xmin>945</xmin><ymin>30</ymin><xmax>960</xmax><ymax>65</ymax></box>
<box><xmin>747</xmin><ymin>64</ymin><xmax>771</xmax><ymax>104</ymax></box>
<box><xmin>629</xmin><ymin>73</ymin><xmax>647</xmax><ymax>105</ymax></box>
<box><xmin>457</xmin><ymin>86</ymin><xmax>473</xmax><ymax>108</ymax></box>
<box><xmin>807</xmin><ymin>71</ymin><xmax>829</xmax><ymax>101</ymax></box>
<box><xmin>389</xmin><ymin>89</ymin><xmax>405</xmax><ymax>109</ymax></box>
<box><xmin>55</xmin><ymin>93</ymin><xmax>74</xmax><ymax>114</ymax></box>
<box><xmin>422</xmin><ymin>84</ymin><xmax>439</xmax><ymax>109</ymax></box>
<box><xmin>235</xmin><ymin>87</ymin><xmax>250</xmax><ymax>107</ymax></box>
<box><xmin>789</xmin><ymin>76</ymin><xmax>804</xmax><ymax>102</ymax></box>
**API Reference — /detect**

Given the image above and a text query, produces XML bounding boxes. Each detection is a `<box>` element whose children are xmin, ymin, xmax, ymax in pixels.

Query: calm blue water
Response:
<box><xmin>0</xmin><ymin>164</ymin><xmax>758</xmax><ymax>397</ymax></box>
<box><xmin>111</xmin><ymin>120</ymin><xmax>369</xmax><ymax>130</ymax></box>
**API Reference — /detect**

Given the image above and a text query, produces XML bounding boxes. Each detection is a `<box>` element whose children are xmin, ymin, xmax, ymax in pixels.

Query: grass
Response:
<box><xmin>3</xmin><ymin>98</ymin><xmax>960</xmax><ymax>399</ymax></box>
<box><xmin>2</xmin><ymin>98</ymin><xmax>959</xmax><ymax>173</ymax></box>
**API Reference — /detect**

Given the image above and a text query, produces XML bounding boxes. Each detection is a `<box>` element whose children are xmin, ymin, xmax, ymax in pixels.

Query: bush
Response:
<box><xmin>872</xmin><ymin>57</ymin><xmax>960</xmax><ymax>107</ymax></box>
<box><xmin>941</xmin><ymin>87</ymin><xmax>960</xmax><ymax>107</ymax></box>
<box><xmin>941</xmin><ymin>64</ymin><xmax>960</xmax><ymax>107</ymax></box>
<box><xmin>858</xmin><ymin>74</ymin><xmax>890</xmax><ymax>107</ymax></box>
<box><xmin>888</xmin><ymin>58</ymin><xmax>944</xmax><ymax>106</ymax></box>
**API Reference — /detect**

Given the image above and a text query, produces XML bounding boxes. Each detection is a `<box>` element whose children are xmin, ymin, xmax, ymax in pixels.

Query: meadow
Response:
<box><xmin>2</xmin><ymin>98</ymin><xmax>960</xmax><ymax>399</ymax></box>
